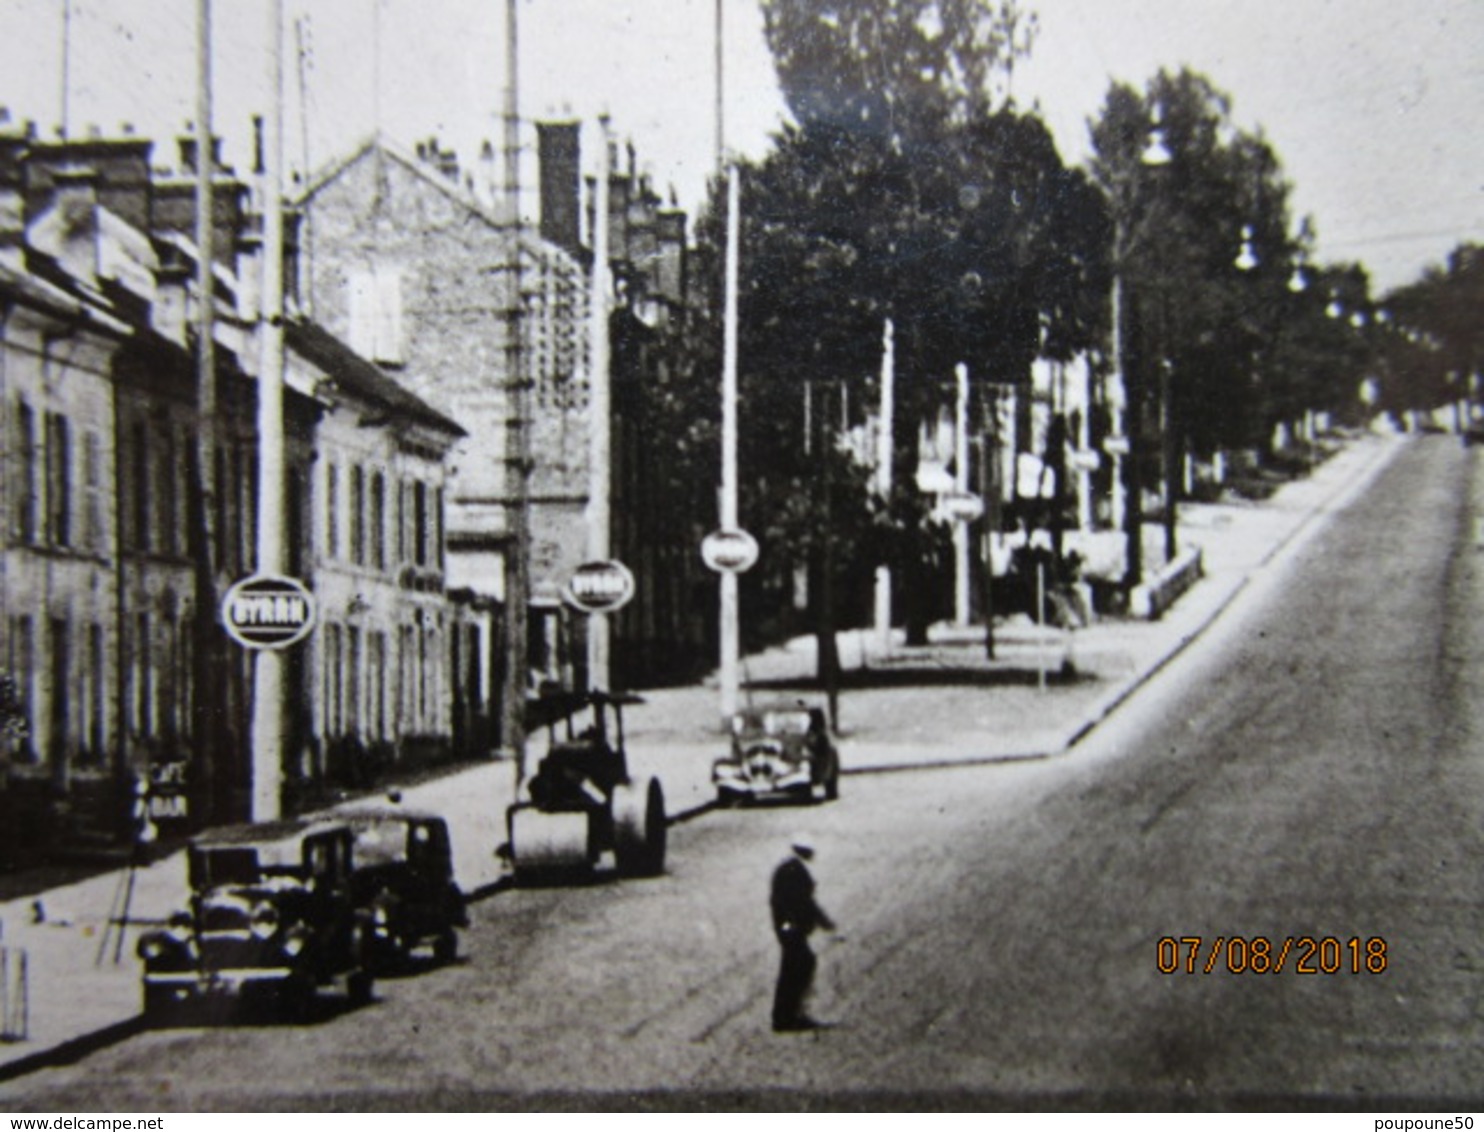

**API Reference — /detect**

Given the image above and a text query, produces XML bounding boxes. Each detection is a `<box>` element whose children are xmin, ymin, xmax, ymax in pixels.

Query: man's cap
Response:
<box><xmin>789</xmin><ymin>832</ymin><xmax>815</xmax><ymax>853</ymax></box>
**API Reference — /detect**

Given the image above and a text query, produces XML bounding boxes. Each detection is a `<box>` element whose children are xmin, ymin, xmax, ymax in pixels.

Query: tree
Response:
<box><xmin>1089</xmin><ymin>69</ymin><xmax>1307</xmax><ymax>461</ymax></box>
<box><xmin>730</xmin><ymin>0</ymin><xmax>1107</xmax><ymax>645</ymax></box>
<box><xmin>1383</xmin><ymin>243</ymin><xmax>1484</xmax><ymax>416</ymax></box>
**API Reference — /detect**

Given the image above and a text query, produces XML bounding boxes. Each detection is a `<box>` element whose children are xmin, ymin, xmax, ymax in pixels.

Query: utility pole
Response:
<box><xmin>873</xmin><ymin>318</ymin><xmax>894</xmax><ymax>655</ymax></box>
<box><xmin>815</xmin><ymin>382</ymin><xmax>840</xmax><ymax>733</ymax></box>
<box><xmin>714</xmin><ymin>0</ymin><xmax>725</xmax><ymax>159</ymax></box>
<box><xmin>60</xmin><ymin>0</ymin><xmax>72</xmax><ymax>139</ymax></box>
<box><xmin>248</xmin><ymin>0</ymin><xmax>286</xmax><ymax>823</ymax></box>
<box><xmin>718</xmin><ymin>161</ymin><xmax>741</xmax><ymax>723</ymax></box>
<box><xmin>190</xmin><ymin>0</ymin><xmax>221</xmax><ymax>824</ymax></box>
<box><xmin>953</xmin><ymin>362</ymin><xmax>970</xmax><ymax>626</ymax></box>
<box><xmin>715</xmin><ymin>0</ymin><xmax>744</xmax><ymax>725</ymax></box>
<box><xmin>1118</xmin><ymin>274</ymin><xmax>1143</xmax><ymax>591</ymax></box>
<box><xmin>1160</xmin><ymin>356</ymin><xmax>1177</xmax><ymax>563</ymax></box>
<box><xmin>500</xmin><ymin>0</ymin><xmax>532</xmax><ymax>782</ymax></box>
<box><xmin>586</xmin><ymin>117</ymin><xmax>612</xmax><ymax>690</ymax></box>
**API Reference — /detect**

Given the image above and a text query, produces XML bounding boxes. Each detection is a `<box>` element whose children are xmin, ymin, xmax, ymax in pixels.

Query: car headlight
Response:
<box><xmin>249</xmin><ymin>903</ymin><xmax>280</xmax><ymax>940</ymax></box>
<box><xmin>281</xmin><ymin>926</ymin><xmax>308</xmax><ymax>957</ymax></box>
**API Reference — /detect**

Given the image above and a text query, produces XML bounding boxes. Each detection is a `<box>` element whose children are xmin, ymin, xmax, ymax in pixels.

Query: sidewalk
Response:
<box><xmin>0</xmin><ymin>432</ymin><xmax>1404</xmax><ymax>1080</ymax></box>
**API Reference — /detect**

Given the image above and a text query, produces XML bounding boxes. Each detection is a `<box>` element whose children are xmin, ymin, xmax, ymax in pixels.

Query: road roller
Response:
<box><xmin>505</xmin><ymin>690</ymin><xmax>666</xmax><ymax>881</ymax></box>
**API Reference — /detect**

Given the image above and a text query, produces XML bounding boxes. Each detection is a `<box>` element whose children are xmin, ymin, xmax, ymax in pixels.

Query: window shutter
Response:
<box><xmin>348</xmin><ymin>270</ymin><xmax>376</xmax><ymax>357</ymax></box>
<box><xmin>375</xmin><ymin>266</ymin><xmax>404</xmax><ymax>364</ymax></box>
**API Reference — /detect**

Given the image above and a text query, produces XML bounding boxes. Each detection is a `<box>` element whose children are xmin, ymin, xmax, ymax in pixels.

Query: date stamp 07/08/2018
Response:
<box><xmin>1156</xmin><ymin>935</ymin><xmax>1389</xmax><ymax>975</ymax></box>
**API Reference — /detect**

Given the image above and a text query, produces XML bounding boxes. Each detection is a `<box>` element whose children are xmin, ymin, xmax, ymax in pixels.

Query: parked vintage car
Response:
<box><xmin>136</xmin><ymin>819</ymin><xmax>375</xmax><ymax>1022</ymax></box>
<box><xmin>339</xmin><ymin>807</ymin><xmax>467</xmax><ymax>971</ymax></box>
<box><xmin>714</xmin><ymin>700</ymin><xmax>840</xmax><ymax>804</ymax></box>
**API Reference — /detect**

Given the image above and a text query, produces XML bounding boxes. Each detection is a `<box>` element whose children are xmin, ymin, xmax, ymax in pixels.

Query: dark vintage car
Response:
<box><xmin>714</xmin><ymin>701</ymin><xmax>840</xmax><ymax>804</ymax></box>
<box><xmin>136</xmin><ymin>819</ymin><xmax>375</xmax><ymax>1022</ymax></box>
<box><xmin>339</xmin><ymin>807</ymin><xmax>467</xmax><ymax>971</ymax></box>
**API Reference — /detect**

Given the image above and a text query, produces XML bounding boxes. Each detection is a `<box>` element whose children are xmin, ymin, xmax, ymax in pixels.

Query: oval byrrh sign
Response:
<box><xmin>222</xmin><ymin>574</ymin><xmax>318</xmax><ymax>650</ymax></box>
<box><xmin>564</xmin><ymin>559</ymin><xmax>636</xmax><ymax>614</ymax></box>
<box><xmin>700</xmin><ymin>528</ymin><xmax>759</xmax><ymax>574</ymax></box>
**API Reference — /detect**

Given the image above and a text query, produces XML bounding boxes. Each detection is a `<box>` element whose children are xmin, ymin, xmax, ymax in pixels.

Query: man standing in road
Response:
<box><xmin>770</xmin><ymin>832</ymin><xmax>836</xmax><ymax>1032</ymax></box>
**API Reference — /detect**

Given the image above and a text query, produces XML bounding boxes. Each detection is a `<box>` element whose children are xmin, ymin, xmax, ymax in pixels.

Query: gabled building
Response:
<box><xmin>296</xmin><ymin>136</ymin><xmax>595</xmax><ymax>701</ymax></box>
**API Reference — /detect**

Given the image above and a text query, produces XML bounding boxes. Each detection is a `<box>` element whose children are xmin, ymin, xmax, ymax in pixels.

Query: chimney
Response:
<box><xmin>0</xmin><ymin>110</ymin><xmax>28</xmax><ymax>249</ymax></box>
<box><xmin>536</xmin><ymin>121</ymin><xmax>581</xmax><ymax>256</ymax></box>
<box><xmin>178</xmin><ymin>129</ymin><xmax>224</xmax><ymax>173</ymax></box>
<box><xmin>32</xmin><ymin>168</ymin><xmax>101</xmax><ymax>284</ymax></box>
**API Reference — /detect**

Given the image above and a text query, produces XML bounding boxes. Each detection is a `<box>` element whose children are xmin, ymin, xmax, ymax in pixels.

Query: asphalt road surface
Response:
<box><xmin>4</xmin><ymin>436</ymin><xmax>1482</xmax><ymax>1111</ymax></box>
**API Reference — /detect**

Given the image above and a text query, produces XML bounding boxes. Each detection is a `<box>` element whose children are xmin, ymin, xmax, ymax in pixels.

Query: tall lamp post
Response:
<box><xmin>1112</xmin><ymin>121</ymin><xmax>1171</xmax><ymax>591</ymax></box>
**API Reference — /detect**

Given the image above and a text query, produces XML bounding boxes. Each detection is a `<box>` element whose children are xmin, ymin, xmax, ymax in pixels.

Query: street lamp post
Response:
<box><xmin>1112</xmin><ymin>121</ymin><xmax>1171</xmax><ymax>593</ymax></box>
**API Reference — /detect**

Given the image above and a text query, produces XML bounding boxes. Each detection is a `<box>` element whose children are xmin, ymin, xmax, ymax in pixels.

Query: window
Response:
<box><xmin>178</xmin><ymin>622</ymin><xmax>193</xmax><ymax>741</ymax></box>
<box><xmin>417</xmin><ymin>623</ymin><xmax>429</xmax><ymax>726</ymax></box>
<box><xmin>160</xmin><ymin>613</ymin><xmax>177</xmax><ymax>740</ymax></box>
<box><xmin>368</xmin><ymin>631</ymin><xmax>386</xmax><ymax>740</ymax></box>
<box><xmin>435</xmin><ymin>487</ymin><xmax>445</xmax><ymax>570</ymax></box>
<box><xmin>13</xmin><ymin>400</ymin><xmax>37</xmax><ymax>543</ymax></box>
<box><xmin>83</xmin><ymin>431</ymin><xmax>102</xmax><ymax>553</ymax></box>
<box><xmin>326</xmin><ymin>464</ymin><xmax>339</xmax><ymax>560</ymax></box>
<box><xmin>7</xmin><ymin>616</ymin><xmax>34</xmax><ymax>758</ymax></box>
<box><xmin>134</xmin><ymin>613</ymin><xmax>152</xmax><ymax>737</ymax></box>
<box><xmin>45</xmin><ymin>411</ymin><xmax>70</xmax><ymax>548</ymax></box>
<box><xmin>370</xmin><ymin>472</ymin><xmax>386</xmax><ymax>571</ymax></box>
<box><xmin>159</xmin><ymin>427</ymin><xmax>177</xmax><ymax>555</ymax></box>
<box><xmin>414</xmin><ymin>481</ymin><xmax>428</xmax><ymax>567</ymax></box>
<box><xmin>401</xmin><ymin>624</ymin><xmax>417</xmax><ymax>731</ymax></box>
<box><xmin>133</xmin><ymin>420</ymin><xmax>150</xmax><ymax>552</ymax></box>
<box><xmin>48</xmin><ymin>616</ymin><xmax>68</xmax><ymax>763</ymax></box>
<box><xmin>87</xmin><ymin>624</ymin><xmax>105</xmax><ymax>762</ymax></box>
<box><xmin>350</xmin><ymin>465</ymin><xmax>365</xmax><ymax>566</ymax></box>
<box><xmin>347</xmin><ymin>626</ymin><xmax>361</xmax><ymax>736</ymax></box>
<box><xmin>347</xmin><ymin>265</ymin><xmax>405</xmax><ymax>365</ymax></box>
<box><xmin>324</xmin><ymin>623</ymin><xmax>343</xmax><ymax>736</ymax></box>
<box><xmin>398</xmin><ymin>479</ymin><xmax>409</xmax><ymax>565</ymax></box>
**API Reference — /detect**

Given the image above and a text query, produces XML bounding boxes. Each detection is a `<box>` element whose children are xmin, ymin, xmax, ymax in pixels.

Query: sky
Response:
<box><xmin>1</xmin><ymin>0</ymin><xmax>1480</xmax><ymax>294</ymax></box>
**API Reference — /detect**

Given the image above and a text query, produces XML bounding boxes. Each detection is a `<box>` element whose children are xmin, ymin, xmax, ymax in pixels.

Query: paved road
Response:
<box><xmin>4</xmin><ymin>436</ymin><xmax>1481</xmax><ymax>1110</ymax></box>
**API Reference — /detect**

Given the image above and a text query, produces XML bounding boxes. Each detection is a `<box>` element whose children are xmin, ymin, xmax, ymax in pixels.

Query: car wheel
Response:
<box><xmin>278</xmin><ymin>976</ymin><xmax>315</xmax><ymax>1024</ymax></box>
<box><xmin>142</xmin><ymin>983</ymin><xmax>178</xmax><ymax>1026</ymax></box>
<box><xmin>434</xmin><ymin>929</ymin><xmax>458</xmax><ymax>965</ymax></box>
<box><xmin>347</xmin><ymin>968</ymin><xmax>375</xmax><ymax>1008</ymax></box>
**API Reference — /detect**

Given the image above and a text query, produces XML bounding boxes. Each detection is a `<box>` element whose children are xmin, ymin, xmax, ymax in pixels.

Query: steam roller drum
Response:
<box><xmin>509</xmin><ymin>809</ymin><xmax>593</xmax><ymax>874</ymax></box>
<box><xmin>613</xmin><ymin>775</ymin><xmax>667</xmax><ymax>877</ymax></box>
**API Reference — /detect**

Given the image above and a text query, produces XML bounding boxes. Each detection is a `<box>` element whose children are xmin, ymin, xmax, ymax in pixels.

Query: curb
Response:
<box><xmin>1059</xmin><ymin>436</ymin><xmax>1403</xmax><ymax>757</ymax></box>
<box><xmin>0</xmin><ymin>1017</ymin><xmax>145</xmax><ymax>1085</ymax></box>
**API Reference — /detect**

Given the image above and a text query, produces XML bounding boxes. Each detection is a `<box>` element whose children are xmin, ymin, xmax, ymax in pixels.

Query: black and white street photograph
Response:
<box><xmin>0</xmin><ymin>0</ymin><xmax>1481</xmax><ymax>1114</ymax></box>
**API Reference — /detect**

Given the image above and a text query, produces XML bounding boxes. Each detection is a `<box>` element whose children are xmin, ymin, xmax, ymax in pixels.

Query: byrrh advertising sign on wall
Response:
<box><xmin>221</xmin><ymin>574</ymin><xmax>319</xmax><ymax>650</ymax></box>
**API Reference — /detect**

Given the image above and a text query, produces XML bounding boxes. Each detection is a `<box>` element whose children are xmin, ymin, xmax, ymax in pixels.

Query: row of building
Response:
<box><xmin>0</xmin><ymin>114</ymin><xmax>705</xmax><ymax>855</ymax></box>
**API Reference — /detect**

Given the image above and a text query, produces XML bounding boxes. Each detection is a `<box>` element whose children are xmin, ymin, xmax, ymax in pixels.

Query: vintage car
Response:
<box><xmin>714</xmin><ymin>700</ymin><xmax>840</xmax><ymax>804</ymax></box>
<box><xmin>136</xmin><ymin>819</ymin><xmax>375</xmax><ymax>1022</ymax></box>
<box><xmin>340</xmin><ymin>807</ymin><xmax>468</xmax><ymax>971</ymax></box>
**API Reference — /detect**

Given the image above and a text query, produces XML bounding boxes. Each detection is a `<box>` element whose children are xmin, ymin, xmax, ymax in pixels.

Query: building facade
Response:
<box><xmin>296</xmin><ymin>136</ymin><xmax>593</xmax><ymax>701</ymax></box>
<box><xmin>0</xmin><ymin>121</ymin><xmax>476</xmax><ymax>856</ymax></box>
